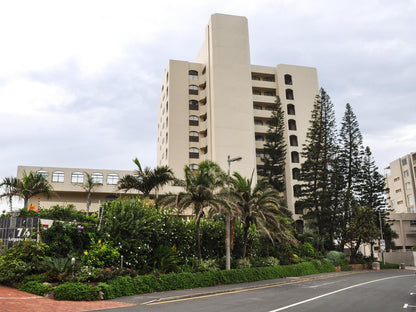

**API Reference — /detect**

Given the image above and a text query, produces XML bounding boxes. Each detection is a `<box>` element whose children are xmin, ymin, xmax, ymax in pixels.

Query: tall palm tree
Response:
<box><xmin>78</xmin><ymin>172</ymin><xmax>101</xmax><ymax>216</ymax></box>
<box><xmin>230</xmin><ymin>172</ymin><xmax>297</xmax><ymax>258</ymax></box>
<box><xmin>118</xmin><ymin>158</ymin><xmax>175</xmax><ymax>200</ymax></box>
<box><xmin>18</xmin><ymin>171</ymin><xmax>53</xmax><ymax>210</ymax></box>
<box><xmin>0</xmin><ymin>176</ymin><xmax>20</xmax><ymax>213</ymax></box>
<box><xmin>162</xmin><ymin>161</ymin><xmax>226</xmax><ymax>259</ymax></box>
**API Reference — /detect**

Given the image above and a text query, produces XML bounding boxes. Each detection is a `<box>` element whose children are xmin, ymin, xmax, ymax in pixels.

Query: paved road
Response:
<box><xmin>96</xmin><ymin>270</ymin><xmax>416</xmax><ymax>312</ymax></box>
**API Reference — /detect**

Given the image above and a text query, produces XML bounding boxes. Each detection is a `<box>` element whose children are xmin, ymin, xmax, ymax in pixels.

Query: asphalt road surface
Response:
<box><xmin>97</xmin><ymin>270</ymin><xmax>416</xmax><ymax>312</ymax></box>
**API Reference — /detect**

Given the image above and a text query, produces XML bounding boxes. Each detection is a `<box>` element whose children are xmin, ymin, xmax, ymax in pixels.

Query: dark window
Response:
<box><xmin>291</xmin><ymin>151</ymin><xmax>300</xmax><ymax>163</ymax></box>
<box><xmin>189</xmin><ymin>131</ymin><xmax>199</xmax><ymax>142</ymax></box>
<box><xmin>293</xmin><ymin>185</ymin><xmax>301</xmax><ymax>197</ymax></box>
<box><xmin>189</xmin><ymin>115</ymin><xmax>199</xmax><ymax>126</ymax></box>
<box><xmin>189</xmin><ymin>147</ymin><xmax>199</xmax><ymax>159</ymax></box>
<box><xmin>292</xmin><ymin>168</ymin><xmax>300</xmax><ymax>180</ymax></box>
<box><xmin>286</xmin><ymin>89</ymin><xmax>294</xmax><ymax>100</ymax></box>
<box><xmin>287</xmin><ymin>104</ymin><xmax>295</xmax><ymax>115</ymax></box>
<box><xmin>290</xmin><ymin>135</ymin><xmax>298</xmax><ymax>146</ymax></box>
<box><xmin>295</xmin><ymin>220</ymin><xmax>304</xmax><ymax>233</ymax></box>
<box><xmin>189</xmin><ymin>100</ymin><xmax>199</xmax><ymax>110</ymax></box>
<box><xmin>189</xmin><ymin>85</ymin><xmax>198</xmax><ymax>95</ymax></box>
<box><xmin>263</xmin><ymin>76</ymin><xmax>275</xmax><ymax>82</ymax></box>
<box><xmin>252</xmin><ymin>75</ymin><xmax>260</xmax><ymax>80</ymax></box>
<box><xmin>189</xmin><ymin>70</ymin><xmax>198</xmax><ymax>80</ymax></box>
<box><xmin>284</xmin><ymin>74</ymin><xmax>293</xmax><ymax>85</ymax></box>
<box><xmin>253</xmin><ymin>89</ymin><xmax>261</xmax><ymax>95</ymax></box>
<box><xmin>295</xmin><ymin>203</ymin><xmax>304</xmax><ymax>215</ymax></box>
<box><xmin>288</xmin><ymin>119</ymin><xmax>297</xmax><ymax>130</ymax></box>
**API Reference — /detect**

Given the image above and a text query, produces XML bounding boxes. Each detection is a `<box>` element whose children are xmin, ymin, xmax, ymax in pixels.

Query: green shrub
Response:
<box><xmin>325</xmin><ymin>251</ymin><xmax>345</xmax><ymax>266</ymax></box>
<box><xmin>19</xmin><ymin>281</ymin><xmax>53</xmax><ymax>296</ymax></box>
<box><xmin>380</xmin><ymin>262</ymin><xmax>400</xmax><ymax>269</ymax></box>
<box><xmin>236</xmin><ymin>258</ymin><xmax>251</xmax><ymax>269</ymax></box>
<box><xmin>251</xmin><ymin>257</ymin><xmax>280</xmax><ymax>267</ymax></box>
<box><xmin>54</xmin><ymin>282</ymin><xmax>98</xmax><ymax>301</ymax></box>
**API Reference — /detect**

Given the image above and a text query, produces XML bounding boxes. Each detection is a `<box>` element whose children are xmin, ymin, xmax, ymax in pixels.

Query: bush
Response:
<box><xmin>236</xmin><ymin>258</ymin><xmax>251</xmax><ymax>269</ymax></box>
<box><xmin>251</xmin><ymin>257</ymin><xmax>280</xmax><ymax>267</ymax></box>
<box><xmin>98</xmin><ymin>261</ymin><xmax>335</xmax><ymax>299</ymax></box>
<box><xmin>19</xmin><ymin>281</ymin><xmax>53</xmax><ymax>296</ymax></box>
<box><xmin>54</xmin><ymin>282</ymin><xmax>98</xmax><ymax>301</ymax></box>
<box><xmin>325</xmin><ymin>251</ymin><xmax>345</xmax><ymax>266</ymax></box>
<box><xmin>380</xmin><ymin>262</ymin><xmax>400</xmax><ymax>269</ymax></box>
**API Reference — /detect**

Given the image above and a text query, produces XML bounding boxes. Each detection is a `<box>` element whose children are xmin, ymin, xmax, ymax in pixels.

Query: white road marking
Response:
<box><xmin>268</xmin><ymin>274</ymin><xmax>413</xmax><ymax>312</ymax></box>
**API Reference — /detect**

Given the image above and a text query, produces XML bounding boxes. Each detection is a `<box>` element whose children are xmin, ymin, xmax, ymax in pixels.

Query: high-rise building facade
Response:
<box><xmin>385</xmin><ymin>152</ymin><xmax>416</xmax><ymax>249</ymax></box>
<box><xmin>157</xmin><ymin>14</ymin><xmax>319</xmax><ymax>220</ymax></box>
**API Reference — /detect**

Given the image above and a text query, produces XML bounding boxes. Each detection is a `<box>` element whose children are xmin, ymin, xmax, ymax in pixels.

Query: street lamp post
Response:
<box><xmin>226</xmin><ymin>155</ymin><xmax>242</xmax><ymax>270</ymax></box>
<box><xmin>378</xmin><ymin>208</ymin><xmax>385</xmax><ymax>264</ymax></box>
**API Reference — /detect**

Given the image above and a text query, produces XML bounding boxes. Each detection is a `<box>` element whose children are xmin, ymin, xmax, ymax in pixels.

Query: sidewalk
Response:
<box><xmin>0</xmin><ymin>285</ymin><xmax>134</xmax><ymax>312</ymax></box>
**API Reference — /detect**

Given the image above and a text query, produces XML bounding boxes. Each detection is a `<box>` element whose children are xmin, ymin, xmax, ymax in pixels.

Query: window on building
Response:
<box><xmin>290</xmin><ymin>135</ymin><xmax>298</xmax><ymax>146</ymax></box>
<box><xmin>404</xmin><ymin>170</ymin><xmax>409</xmax><ymax>178</ymax></box>
<box><xmin>410</xmin><ymin>220</ymin><xmax>416</xmax><ymax>227</ymax></box>
<box><xmin>253</xmin><ymin>105</ymin><xmax>262</xmax><ymax>110</ymax></box>
<box><xmin>293</xmin><ymin>185</ymin><xmax>301</xmax><ymax>197</ymax></box>
<box><xmin>391</xmin><ymin>200</ymin><xmax>396</xmax><ymax>210</ymax></box>
<box><xmin>253</xmin><ymin>89</ymin><xmax>261</xmax><ymax>95</ymax></box>
<box><xmin>189</xmin><ymin>147</ymin><xmax>199</xmax><ymax>159</ymax></box>
<box><xmin>190</xmin><ymin>164</ymin><xmax>199</xmax><ymax>170</ymax></box>
<box><xmin>408</xmin><ymin>194</ymin><xmax>415</xmax><ymax>211</ymax></box>
<box><xmin>189</xmin><ymin>131</ymin><xmax>199</xmax><ymax>142</ymax></box>
<box><xmin>292</xmin><ymin>168</ymin><xmax>300</xmax><ymax>180</ymax></box>
<box><xmin>189</xmin><ymin>85</ymin><xmax>198</xmax><ymax>95</ymax></box>
<box><xmin>287</xmin><ymin>104</ymin><xmax>295</xmax><ymax>115</ymax></box>
<box><xmin>291</xmin><ymin>151</ymin><xmax>300</xmax><ymax>163</ymax></box>
<box><xmin>406</xmin><ymin>182</ymin><xmax>411</xmax><ymax>190</ymax></box>
<box><xmin>402</xmin><ymin>158</ymin><xmax>408</xmax><ymax>166</ymax></box>
<box><xmin>265</xmin><ymin>106</ymin><xmax>273</xmax><ymax>111</ymax></box>
<box><xmin>254</xmin><ymin>120</ymin><xmax>263</xmax><ymax>125</ymax></box>
<box><xmin>189</xmin><ymin>100</ymin><xmax>199</xmax><ymax>110</ymax></box>
<box><xmin>288</xmin><ymin>119</ymin><xmax>297</xmax><ymax>131</ymax></box>
<box><xmin>107</xmin><ymin>173</ymin><xmax>119</xmax><ymax>185</ymax></box>
<box><xmin>189</xmin><ymin>115</ymin><xmax>199</xmax><ymax>126</ymax></box>
<box><xmin>295</xmin><ymin>202</ymin><xmax>303</xmax><ymax>215</ymax></box>
<box><xmin>256</xmin><ymin>151</ymin><xmax>265</xmax><ymax>159</ymax></box>
<box><xmin>91</xmin><ymin>173</ymin><xmax>103</xmax><ymax>184</ymax></box>
<box><xmin>394</xmin><ymin>177</ymin><xmax>400</xmax><ymax>182</ymax></box>
<box><xmin>396</xmin><ymin>188</ymin><xmax>402</xmax><ymax>193</ymax></box>
<box><xmin>252</xmin><ymin>75</ymin><xmax>260</xmax><ymax>80</ymax></box>
<box><xmin>284</xmin><ymin>74</ymin><xmax>293</xmax><ymax>85</ymax></box>
<box><xmin>37</xmin><ymin>170</ymin><xmax>48</xmax><ymax>179</ymax></box>
<box><xmin>264</xmin><ymin>91</ymin><xmax>275</xmax><ymax>96</ymax></box>
<box><xmin>71</xmin><ymin>171</ymin><xmax>84</xmax><ymax>184</ymax></box>
<box><xmin>52</xmin><ymin>171</ymin><xmax>64</xmax><ymax>183</ymax></box>
<box><xmin>285</xmin><ymin>89</ymin><xmax>294</xmax><ymax>100</ymax></box>
<box><xmin>263</xmin><ymin>76</ymin><xmax>275</xmax><ymax>82</ymax></box>
<box><xmin>255</xmin><ymin>135</ymin><xmax>265</xmax><ymax>141</ymax></box>
<box><xmin>189</xmin><ymin>70</ymin><xmax>198</xmax><ymax>80</ymax></box>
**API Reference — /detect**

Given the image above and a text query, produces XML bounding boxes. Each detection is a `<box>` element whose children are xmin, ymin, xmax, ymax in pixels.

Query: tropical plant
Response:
<box><xmin>161</xmin><ymin>161</ymin><xmax>226</xmax><ymax>259</ymax></box>
<box><xmin>7</xmin><ymin>171</ymin><xmax>53</xmax><ymax>210</ymax></box>
<box><xmin>0</xmin><ymin>176</ymin><xmax>20</xmax><ymax>212</ymax></box>
<box><xmin>76</xmin><ymin>172</ymin><xmax>101</xmax><ymax>216</ymax></box>
<box><xmin>118</xmin><ymin>158</ymin><xmax>175</xmax><ymax>200</ymax></box>
<box><xmin>229</xmin><ymin>172</ymin><xmax>296</xmax><ymax>258</ymax></box>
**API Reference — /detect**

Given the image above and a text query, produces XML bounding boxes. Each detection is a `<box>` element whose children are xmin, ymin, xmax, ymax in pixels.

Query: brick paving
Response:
<box><xmin>0</xmin><ymin>285</ymin><xmax>134</xmax><ymax>312</ymax></box>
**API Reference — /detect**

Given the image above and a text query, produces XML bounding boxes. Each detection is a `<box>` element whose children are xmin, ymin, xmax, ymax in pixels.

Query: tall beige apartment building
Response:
<box><xmin>157</xmin><ymin>14</ymin><xmax>319</xmax><ymax>221</ymax></box>
<box><xmin>385</xmin><ymin>152</ymin><xmax>416</xmax><ymax>249</ymax></box>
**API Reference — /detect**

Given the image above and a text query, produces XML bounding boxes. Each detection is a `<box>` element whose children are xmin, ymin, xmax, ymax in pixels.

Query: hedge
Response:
<box><xmin>54</xmin><ymin>282</ymin><xmax>98</xmax><ymax>301</ymax></box>
<box><xmin>99</xmin><ymin>260</ymin><xmax>335</xmax><ymax>299</ymax></box>
<box><xmin>19</xmin><ymin>281</ymin><xmax>53</xmax><ymax>296</ymax></box>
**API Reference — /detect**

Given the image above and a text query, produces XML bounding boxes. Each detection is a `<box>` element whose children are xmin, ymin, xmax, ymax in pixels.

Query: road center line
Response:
<box><xmin>268</xmin><ymin>274</ymin><xmax>414</xmax><ymax>312</ymax></box>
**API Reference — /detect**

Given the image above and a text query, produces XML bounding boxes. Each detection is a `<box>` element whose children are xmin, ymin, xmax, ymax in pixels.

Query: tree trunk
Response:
<box><xmin>86</xmin><ymin>192</ymin><xmax>91</xmax><ymax>216</ymax></box>
<box><xmin>196</xmin><ymin>217</ymin><xmax>202</xmax><ymax>260</ymax></box>
<box><xmin>24</xmin><ymin>198</ymin><xmax>29</xmax><ymax>211</ymax></box>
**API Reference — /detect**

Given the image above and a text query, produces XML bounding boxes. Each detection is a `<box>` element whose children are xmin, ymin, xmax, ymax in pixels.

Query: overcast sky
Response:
<box><xmin>1</xmin><ymin>0</ymin><xmax>415</xmax><ymax>210</ymax></box>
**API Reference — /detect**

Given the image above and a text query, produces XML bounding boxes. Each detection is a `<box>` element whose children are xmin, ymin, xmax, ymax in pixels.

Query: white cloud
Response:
<box><xmin>0</xmin><ymin>79</ymin><xmax>74</xmax><ymax>114</ymax></box>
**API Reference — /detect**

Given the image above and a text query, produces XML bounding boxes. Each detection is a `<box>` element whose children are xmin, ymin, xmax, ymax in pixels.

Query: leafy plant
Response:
<box><xmin>53</xmin><ymin>282</ymin><xmax>98</xmax><ymax>301</ymax></box>
<box><xmin>19</xmin><ymin>281</ymin><xmax>53</xmax><ymax>296</ymax></box>
<box><xmin>81</xmin><ymin>239</ymin><xmax>120</xmax><ymax>268</ymax></box>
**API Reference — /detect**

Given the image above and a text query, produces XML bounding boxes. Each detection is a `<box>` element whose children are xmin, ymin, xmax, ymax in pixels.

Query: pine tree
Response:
<box><xmin>297</xmin><ymin>88</ymin><xmax>337</xmax><ymax>247</ymax></box>
<box><xmin>337</xmin><ymin>103</ymin><xmax>364</xmax><ymax>252</ymax></box>
<box><xmin>263</xmin><ymin>96</ymin><xmax>287</xmax><ymax>193</ymax></box>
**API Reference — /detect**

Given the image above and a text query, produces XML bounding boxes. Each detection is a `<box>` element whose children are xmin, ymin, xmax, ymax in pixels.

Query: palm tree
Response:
<box><xmin>162</xmin><ymin>161</ymin><xmax>226</xmax><ymax>259</ymax></box>
<box><xmin>118</xmin><ymin>158</ymin><xmax>175</xmax><ymax>200</ymax></box>
<box><xmin>18</xmin><ymin>171</ymin><xmax>53</xmax><ymax>210</ymax></box>
<box><xmin>229</xmin><ymin>172</ymin><xmax>297</xmax><ymax>258</ymax></box>
<box><xmin>0</xmin><ymin>176</ymin><xmax>20</xmax><ymax>213</ymax></box>
<box><xmin>79</xmin><ymin>172</ymin><xmax>101</xmax><ymax>216</ymax></box>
